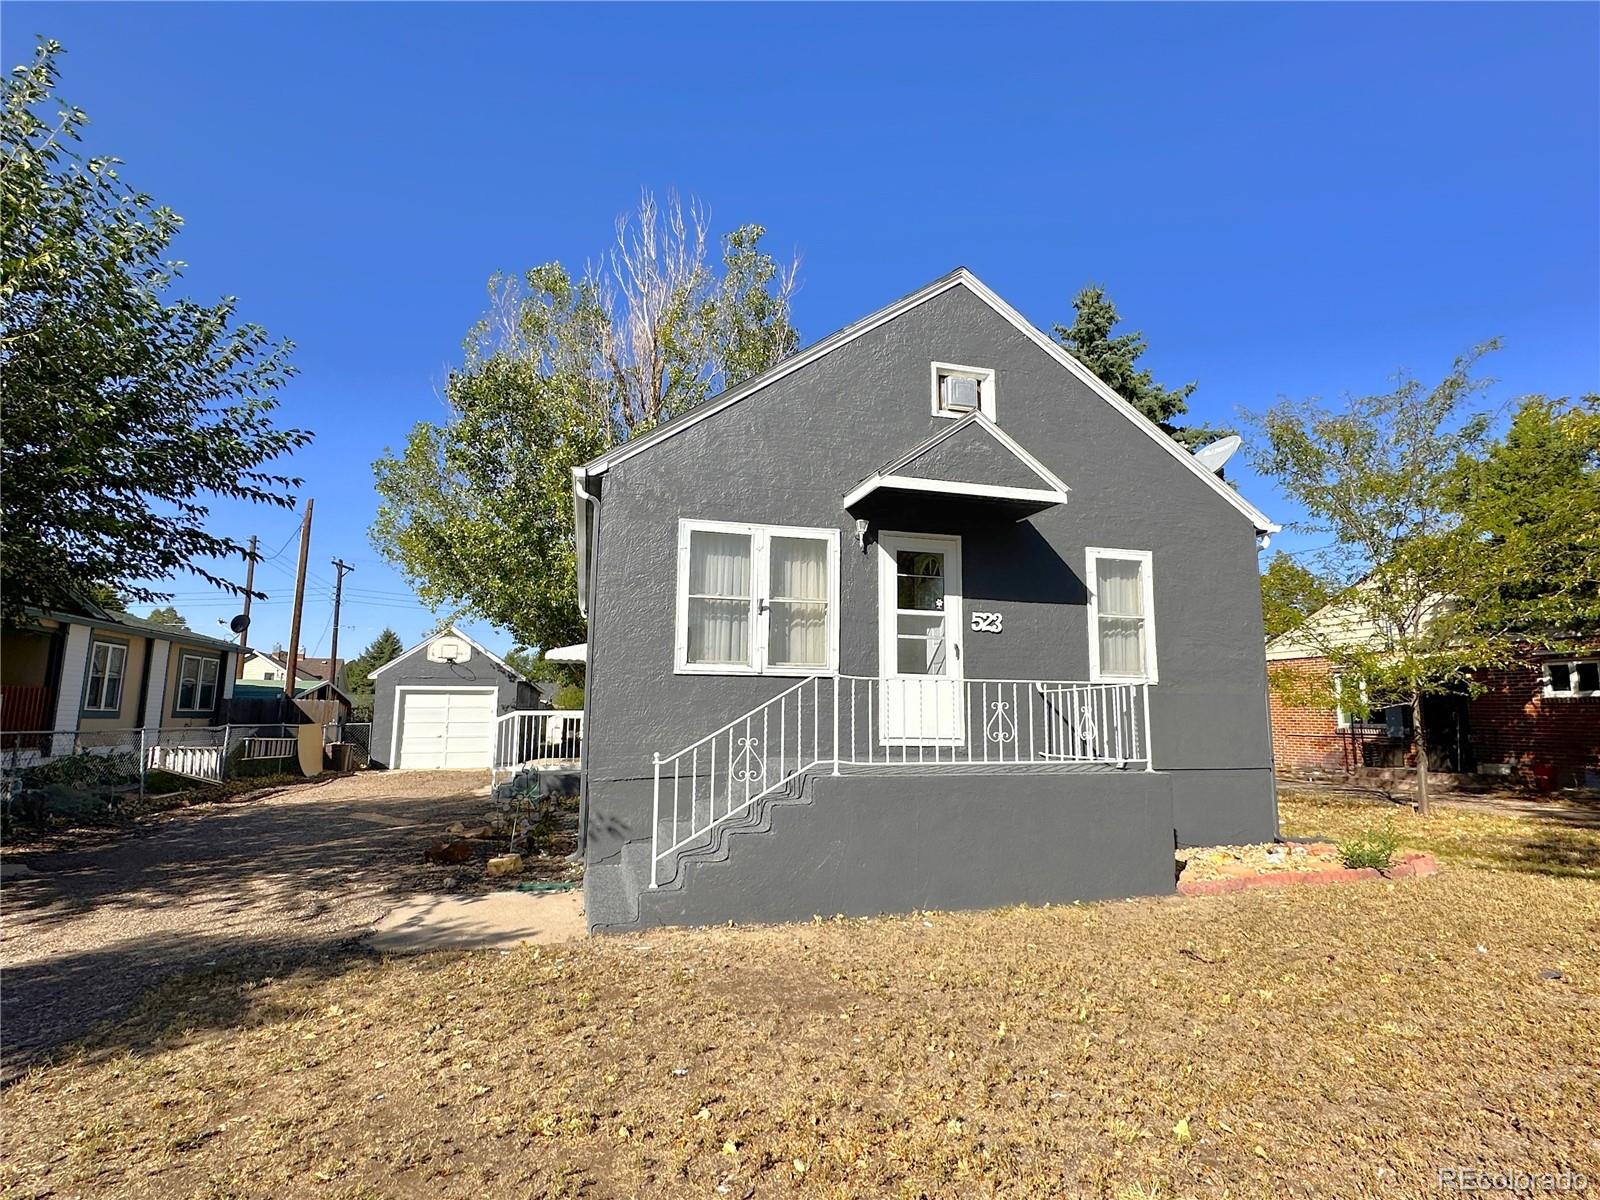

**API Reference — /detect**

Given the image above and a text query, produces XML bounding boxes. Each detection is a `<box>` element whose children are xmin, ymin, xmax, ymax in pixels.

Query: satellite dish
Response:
<box><xmin>229</xmin><ymin>613</ymin><xmax>251</xmax><ymax>634</ymax></box>
<box><xmin>1192</xmin><ymin>435</ymin><xmax>1242</xmax><ymax>474</ymax></box>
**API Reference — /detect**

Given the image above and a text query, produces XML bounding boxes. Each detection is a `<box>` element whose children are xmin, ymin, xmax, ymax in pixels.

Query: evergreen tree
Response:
<box><xmin>1054</xmin><ymin>285</ymin><xmax>1228</xmax><ymax>449</ymax></box>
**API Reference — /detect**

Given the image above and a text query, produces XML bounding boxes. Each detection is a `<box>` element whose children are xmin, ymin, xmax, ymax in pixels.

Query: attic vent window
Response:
<box><xmin>427</xmin><ymin>637</ymin><xmax>472</xmax><ymax>665</ymax></box>
<box><xmin>931</xmin><ymin>362</ymin><xmax>996</xmax><ymax>420</ymax></box>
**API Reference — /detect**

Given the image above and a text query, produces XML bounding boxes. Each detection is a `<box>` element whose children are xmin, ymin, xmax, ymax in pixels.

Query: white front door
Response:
<box><xmin>878</xmin><ymin>533</ymin><xmax>964</xmax><ymax>746</ymax></box>
<box><xmin>397</xmin><ymin>688</ymin><xmax>495</xmax><ymax>769</ymax></box>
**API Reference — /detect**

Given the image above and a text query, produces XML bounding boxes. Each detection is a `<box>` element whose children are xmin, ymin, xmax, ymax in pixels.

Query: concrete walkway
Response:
<box><xmin>370</xmin><ymin>889</ymin><xmax>586</xmax><ymax>952</ymax></box>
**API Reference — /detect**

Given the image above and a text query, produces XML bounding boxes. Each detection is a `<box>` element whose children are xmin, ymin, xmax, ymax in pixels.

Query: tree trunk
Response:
<box><xmin>1411</xmin><ymin>691</ymin><xmax>1430</xmax><ymax>817</ymax></box>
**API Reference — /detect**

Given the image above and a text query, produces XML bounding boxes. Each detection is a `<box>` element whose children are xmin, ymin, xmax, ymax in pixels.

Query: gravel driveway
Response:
<box><xmin>0</xmin><ymin>769</ymin><xmax>494</xmax><ymax>1078</ymax></box>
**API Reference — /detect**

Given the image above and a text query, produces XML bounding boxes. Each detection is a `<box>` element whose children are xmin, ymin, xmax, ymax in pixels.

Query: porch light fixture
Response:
<box><xmin>854</xmin><ymin>518</ymin><xmax>870</xmax><ymax>550</ymax></box>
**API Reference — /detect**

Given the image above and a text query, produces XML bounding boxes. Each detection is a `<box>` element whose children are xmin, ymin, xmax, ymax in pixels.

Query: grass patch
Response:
<box><xmin>3</xmin><ymin>865</ymin><xmax>1597</xmax><ymax>1196</ymax></box>
<box><xmin>1280</xmin><ymin>789</ymin><xmax>1600</xmax><ymax>879</ymax></box>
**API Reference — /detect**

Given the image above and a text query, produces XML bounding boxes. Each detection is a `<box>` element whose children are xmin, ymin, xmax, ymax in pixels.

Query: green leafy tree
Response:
<box><xmin>345</xmin><ymin>627</ymin><xmax>404</xmax><ymax>706</ymax></box>
<box><xmin>0</xmin><ymin>41</ymin><xmax>309</xmax><ymax>624</ymax></box>
<box><xmin>143</xmin><ymin>604</ymin><xmax>190</xmax><ymax>632</ymax></box>
<box><xmin>1249</xmin><ymin>342</ymin><xmax>1503</xmax><ymax>814</ymax></box>
<box><xmin>1054</xmin><ymin>285</ymin><xmax>1228</xmax><ymax>449</ymax></box>
<box><xmin>372</xmin><ymin>192</ymin><xmax>798</xmax><ymax>650</ymax></box>
<box><xmin>1451</xmin><ymin>394</ymin><xmax>1600</xmax><ymax>644</ymax></box>
<box><xmin>1259</xmin><ymin>553</ymin><xmax>1335</xmax><ymax>641</ymax></box>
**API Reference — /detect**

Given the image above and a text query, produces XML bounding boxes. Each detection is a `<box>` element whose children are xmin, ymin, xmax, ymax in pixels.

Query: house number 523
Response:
<box><xmin>970</xmin><ymin>611</ymin><xmax>1003</xmax><ymax>633</ymax></box>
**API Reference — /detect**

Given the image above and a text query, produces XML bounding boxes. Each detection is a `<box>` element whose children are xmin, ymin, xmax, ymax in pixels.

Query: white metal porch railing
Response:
<box><xmin>494</xmin><ymin>710</ymin><xmax>585</xmax><ymax>776</ymax></box>
<box><xmin>650</xmin><ymin>676</ymin><xmax>1151</xmax><ymax>888</ymax></box>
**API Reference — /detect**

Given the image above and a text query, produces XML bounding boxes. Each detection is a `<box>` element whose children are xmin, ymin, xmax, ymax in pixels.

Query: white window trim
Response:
<box><xmin>1332</xmin><ymin>673</ymin><xmax>1374</xmax><ymax>728</ymax></box>
<box><xmin>84</xmin><ymin>640</ymin><xmax>128</xmax><ymax>712</ymax></box>
<box><xmin>674</xmin><ymin>519</ymin><xmax>841</xmax><ymax>677</ymax></box>
<box><xmin>1085</xmin><ymin>547</ymin><xmax>1158</xmax><ymax>684</ymax></box>
<box><xmin>1542</xmin><ymin>659</ymin><xmax>1600</xmax><ymax>698</ymax></box>
<box><xmin>930</xmin><ymin>361</ymin><xmax>997</xmax><ymax>421</ymax></box>
<box><xmin>175</xmin><ymin>652</ymin><xmax>220</xmax><ymax>714</ymax></box>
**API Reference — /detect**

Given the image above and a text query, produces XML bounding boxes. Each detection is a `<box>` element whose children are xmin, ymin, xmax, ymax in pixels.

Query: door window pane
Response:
<box><xmin>896</xmin><ymin>614</ymin><xmax>948</xmax><ymax>675</ymax></box>
<box><xmin>896</xmin><ymin>550</ymin><xmax>945</xmax><ymax>611</ymax></box>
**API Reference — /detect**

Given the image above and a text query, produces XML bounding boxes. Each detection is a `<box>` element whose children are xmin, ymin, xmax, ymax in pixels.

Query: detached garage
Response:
<box><xmin>369</xmin><ymin>627</ymin><xmax>545</xmax><ymax>770</ymax></box>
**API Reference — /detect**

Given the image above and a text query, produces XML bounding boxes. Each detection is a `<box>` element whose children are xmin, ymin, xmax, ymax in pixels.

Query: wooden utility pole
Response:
<box><xmin>284</xmin><ymin>500</ymin><xmax>314</xmax><ymax>696</ymax></box>
<box><xmin>328</xmin><ymin>558</ymin><xmax>354</xmax><ymax>689</ymax></box>
<box><xmin>235</xmin><ymin>534</ymin><xmax>258</xmax><ymax>679</ymax></box>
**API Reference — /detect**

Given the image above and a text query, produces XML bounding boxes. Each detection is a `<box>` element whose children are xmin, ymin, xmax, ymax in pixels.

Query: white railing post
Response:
<box><xmin>651</xmin><ymin>752</ymin><xmax>661</xmax><ymax>889</ymax></box>
<box><xmin>1140</xmin><ymin>682</ymin><xmax>1155</xmax><ymax>771</ymax></box>
<box><xmin>831</xmin><ymin>674</ymin><xmax>840</xmax><ymax>776</ymax></box>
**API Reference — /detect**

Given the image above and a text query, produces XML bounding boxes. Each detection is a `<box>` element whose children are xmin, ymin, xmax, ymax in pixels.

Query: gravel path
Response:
<box><xmin>0</xmin><ymin>770</ymin><xmax>494</xmax><ymax>1078</ymax></box>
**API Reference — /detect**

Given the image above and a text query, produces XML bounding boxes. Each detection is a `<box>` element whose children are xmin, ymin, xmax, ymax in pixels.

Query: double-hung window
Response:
<box><xmin>677</xmin><ymin>520</ymin><xmax>839</xmax><ymax>675</ymax></box>
<box><xmin>1086</xmin><ymin>548</ymin><xmax>1157</xmax><ymax>682</ymax></box>
<box><xmin>176</xmin><ymin>653</ymin><xmax>220</xmax><ymax>714</ymax></box>
<box><xmin>84</xmin><ymin>641</ymin><xmax>128</xmax><ymax>713</ymax></box>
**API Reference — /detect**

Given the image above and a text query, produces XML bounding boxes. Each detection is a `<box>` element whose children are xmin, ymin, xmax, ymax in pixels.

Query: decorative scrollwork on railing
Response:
<box><xmin>731</xmin><ymin>736</ymin><xmax>765</xmax><ymax>784</ymax></box>
<box><xmin>984</xmin><ymin>700</ymin><xmax>1017</xmax><ymax>746</ymax></box>
<box><xmin>1078</xmin><ymin>706</ymin><xmax>1098</xmax><ymax>746</ymax></box>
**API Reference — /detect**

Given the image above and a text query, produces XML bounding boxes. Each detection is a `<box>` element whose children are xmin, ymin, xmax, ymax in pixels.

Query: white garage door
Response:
<box><xmin>397</xmin><ymin>689</ymin><xmax>495</xmax><ymax>770</ymax></box>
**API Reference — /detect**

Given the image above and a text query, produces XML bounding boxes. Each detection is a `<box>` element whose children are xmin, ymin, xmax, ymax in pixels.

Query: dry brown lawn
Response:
<box><xmin>3</xmin><ymin>794</ymin><xmax>1598</xmax><ymax>1199</ymax></box>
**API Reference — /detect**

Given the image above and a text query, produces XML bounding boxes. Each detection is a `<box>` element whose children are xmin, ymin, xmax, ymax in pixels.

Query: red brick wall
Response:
<box><xmin>1468</xmin><ymin>661</ymin><xmax>1600</xmax><ymax>788</ymax></box>
<box><xmin>1266</xmin><ymin>658</ymin><xmax>1385</xmax><ymax>775</ymax></box>
<box><xmin>1270</xmin><ymin>652</ymin><xmax>1600</xmax><ymax>787</ymax></box>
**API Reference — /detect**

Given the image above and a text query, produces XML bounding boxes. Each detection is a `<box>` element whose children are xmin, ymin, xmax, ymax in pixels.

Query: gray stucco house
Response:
<box><xmin>369</xmin><ymin>627</ymin><xmax>544</xmax><ymax>770</ymax></box>
<box><xmin>570</xmin><ymin>268</ymin><xmax>1280</xmax><ymax>933</ymax></box>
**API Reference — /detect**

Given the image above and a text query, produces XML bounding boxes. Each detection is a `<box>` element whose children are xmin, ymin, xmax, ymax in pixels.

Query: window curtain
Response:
<box><xmin>1096</xmin><ymin>558</ymin><xmax>1146</xmax><ymax>676</ymax></box>
<box><xmin>687</xmin><ymin>531</ymin><xmax>752</xmax><ymax>665</ymax></box>
<box><xmin>769</xmin><ymin>537</ymin><xmax>828</xmax><ymax>667</ymax></box>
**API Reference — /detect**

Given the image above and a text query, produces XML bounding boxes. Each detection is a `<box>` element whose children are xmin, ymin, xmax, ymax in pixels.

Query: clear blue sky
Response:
<box><xmin>7</xmin><ymin>3</ymin><xmax>1597</xmax><ymax>659</ymax></box>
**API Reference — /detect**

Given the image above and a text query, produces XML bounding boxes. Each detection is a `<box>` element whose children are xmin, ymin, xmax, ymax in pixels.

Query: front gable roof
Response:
<box><xmin>842</xmin><ymin>412</ymin><xmax>1071</xmax><ymax>510</ymax></box>
<box><xmin>367</xmin><ymin>625</ymin><xmax>527</xmax><ymax>683</ymax></box>
<box><xmin>575</xmin><ymin>268</ymin><xmax>1277</xmax><ymax>535</ymax></box>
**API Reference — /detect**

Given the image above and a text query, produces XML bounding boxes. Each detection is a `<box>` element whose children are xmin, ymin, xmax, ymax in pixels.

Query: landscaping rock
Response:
<box><xmin>459</xmin><ymin>825</ymin><xmax>495</xmax><ymax>841</ymax></box>
<box><xmin>424</xmin><ymin>839</ymin><xmax>474</xmax><ymax>865</ymax></box>
<box><xmin>486</xmin><ymin>853</ymin><xmax>524</xmax><ymax>878</ymax></box>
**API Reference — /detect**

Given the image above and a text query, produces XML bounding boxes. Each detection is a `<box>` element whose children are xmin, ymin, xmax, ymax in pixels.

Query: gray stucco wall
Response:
<box><xmin>370</xmin><ymin>646</ymin><xmax>531</xmax><ymax>769</ymax></box>
<box><xmin>625</xmin><ymin>772</ymin><xmax>1178</xmax><ymax>930</ymax></box>
<box><xmin>583</xmin><ymin>281</ymin><xmax>1277</xmax><ymax>875</ymax></box>
<box><xmin>897</xmin><ymin>420</ymin><xmax>1050</xmax><ymax>490</ymax></box>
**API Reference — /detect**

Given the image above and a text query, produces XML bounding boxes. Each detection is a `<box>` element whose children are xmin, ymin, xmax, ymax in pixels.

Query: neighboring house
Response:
<box><xmin>239</xmin><ymin>649</ymin><xmax>343</xmax><ymax>690</ymax></box>
<box><xmin>1</xmin><ymin>600</ymin><xmax>241</xmax><ymax>746</ymax></box>
<box><xmin>369</xmin><ymin>627</ymin><xmax>545</xmax><ymax>770</ymax></box>
<box><xmin>568</xmin><ymin>268</ymin><xmax>1281</xmax><ymax>933</ymax></box>
<box><xmin>1266</xmin><ymin>613</ymin><xmax>1600</xmax><ymax>788</ymax></box>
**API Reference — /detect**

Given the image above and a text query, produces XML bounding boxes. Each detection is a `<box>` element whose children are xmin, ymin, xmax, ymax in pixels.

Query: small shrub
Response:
<box><xmin>553</xmin><ymin>684</ymin><xmax>585</xmax><ymax>710</ymax></box>
<box><xmin>1339</xmin><ymin>818</ymin><xmax>1401</xmax><ymax>870</ymax></box>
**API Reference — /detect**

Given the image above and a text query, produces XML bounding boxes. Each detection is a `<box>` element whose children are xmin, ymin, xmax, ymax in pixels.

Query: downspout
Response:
<box><xmin>571</xmin><ymin>466</ymin><xmax>599</xmax><ymax>858</ymax></box>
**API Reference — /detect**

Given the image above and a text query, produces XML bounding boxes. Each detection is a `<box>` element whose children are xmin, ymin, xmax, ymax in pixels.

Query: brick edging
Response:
<box><xmin>1177</xmin><ymin>853</ymin><xmax>1439</xmax><ymax>896</ymax></box>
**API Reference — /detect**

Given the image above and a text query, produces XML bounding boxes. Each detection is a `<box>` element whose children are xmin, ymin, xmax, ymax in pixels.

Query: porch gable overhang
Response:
<box><xmin>841</xmin><ymin>412</ymin><xmax>1071</xmax><ymax>513</ymax></box>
